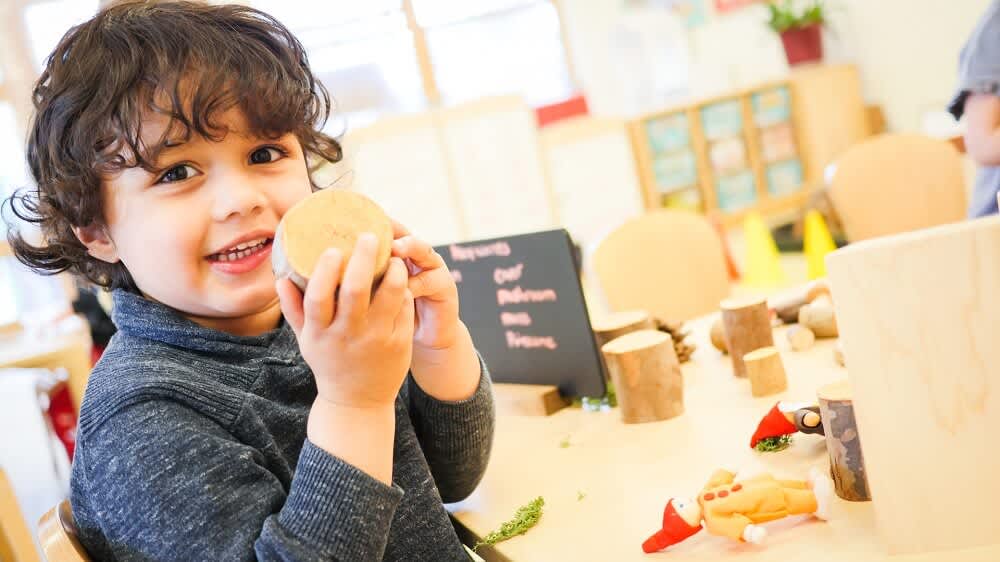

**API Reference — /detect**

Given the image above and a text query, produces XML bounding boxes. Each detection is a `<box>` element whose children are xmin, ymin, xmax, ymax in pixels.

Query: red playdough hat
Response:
<box><xmin>749</xmin><ymin>402</ymin><xmax>798</xmax><ymax>448</ymax></box>
<box><xmin>642</xmin><ymin>499</ymin><xmax>703</xmax><ymax>553</ymax></box>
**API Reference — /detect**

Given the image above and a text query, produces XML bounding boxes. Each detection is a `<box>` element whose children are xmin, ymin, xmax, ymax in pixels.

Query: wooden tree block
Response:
<box><xmin>817</xmin><ymin>380</ymin><xmax>870</xmax><ymax>502</ymax></box>
<box><xmin>743</xmin><ymin>346</ymin><xmax>788</xmax><ymax>397</ymax></box>
<box><xmin>827</xmin><ymin>217</ymin><xmax>1000</xmax><ymax>555</ymax></box>
<box><xmin>272</xmin><ymin>189</ymin><xmax>394</xmax><ymax>290</ymax></box>
<box><xmin>591</xmin><ymin>310</ymin><xmax>655</xmax><ymax>349</ymax></box>
<box><xmin>493</xmin><ymin>383</ymin><xmax>569</xmax><ymax>416</ymax></box>
<box><xmin>601</xmin><ymin>330</ymin><xmax>683</xmax><ymax>424</ymax></box>
<box><xmin>771</xmin><ymin>280</ymin><xmax>832</xmax><ymax>323</ymax></box>
<box><xmin>720</xmin><ymin>297</ymin><xmax>774</xmax><ymax>377</ymax></box>
<box><xmin>786</xmin><ymin>325</ymin><xmax>815</xmax><ymax>351</ymax></box>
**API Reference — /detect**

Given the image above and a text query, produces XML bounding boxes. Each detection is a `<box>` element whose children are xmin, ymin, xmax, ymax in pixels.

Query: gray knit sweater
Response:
<box><xmin>70</xmin><ymin>290</ymin><xmax>494</xmax><ymax>561</ymax></box>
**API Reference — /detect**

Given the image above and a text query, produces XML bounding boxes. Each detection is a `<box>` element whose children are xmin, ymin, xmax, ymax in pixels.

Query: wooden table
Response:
<box><xmin>0</xmin><ymin>315</ymin><xmax>92</xmax><ymax>409</ymax></box>
<box><xmin>448</xmin><ymin>316</ymin><xmax>1000</xmax><ymax>561</ymax></box>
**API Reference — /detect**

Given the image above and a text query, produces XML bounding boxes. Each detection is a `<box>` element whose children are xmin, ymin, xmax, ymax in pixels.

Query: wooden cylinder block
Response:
<box><xmin>720</xmin><ymin>297</ymin><xmax>774</xmax><ymax>377</ymax></box>
<box><xmin>592</xmin><ymin>310</ymin><xmax>655</xmax><ymax>349</ymax></box>
<box><xmin>743</xmin><ymin>347</ymin><xmax>788</xmax><ymax>397</ymax></box>
<box><xmin>272</xmin><ymin>189</ymin><xmax>394</xmax><ymax>290</ymax></box>
<box><xmin>601</xmin><ymin>330</ymin><xmax>683</xmax><ymax>424</ymax></box>
<box><xmin>817</xmin><ymin>380</ymin><xmax>870</xmax><ymax>502</ymax></box>
<box><xmin>827</xmin><ymin>218</ymin><xmax>1000</xmax><ymax>555</ymax></box>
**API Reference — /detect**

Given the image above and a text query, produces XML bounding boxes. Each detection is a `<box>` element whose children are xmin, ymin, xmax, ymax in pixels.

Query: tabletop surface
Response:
<box><xmin>448</xmin><ymin>315</ymin><xmax>1000</xmax><ymax>562</ymax></box>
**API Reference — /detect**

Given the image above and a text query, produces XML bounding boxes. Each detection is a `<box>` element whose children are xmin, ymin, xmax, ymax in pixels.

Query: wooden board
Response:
<box><xmin>0</xmin><ymin>468</ymin><xmax>41</xmax><ymax>562</ymax></box>
<box><xmin>540</xmin><ymin>116</ymin><xmax>644</xmax><ymax>251</ymax></box>
<box><xmin>826</xmin><ymin>217</ymin><xmax>1000</xmax><ymax>555</ymax></box>
<box><xmin>437</xmin><ymin>96</ymin><xmax>557</xmax><ymax>240</ymax></box>
<box><xmin>493</xmin><ymin>383</ymin><xmax>569</xmax><ymax>417</ymax></box>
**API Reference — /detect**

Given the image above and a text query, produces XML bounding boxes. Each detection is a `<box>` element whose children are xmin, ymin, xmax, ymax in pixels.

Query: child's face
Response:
<box><xmin>95</xmin><ymin>108</ymin><xmax>312</xmax><ymax>325</ymax></box>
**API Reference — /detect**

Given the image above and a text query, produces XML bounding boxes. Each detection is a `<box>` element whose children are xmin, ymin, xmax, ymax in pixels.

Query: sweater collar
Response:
<box><xmin>111</xmin><ymin>289</ymin><xmax>296</xmax><ymax>360</ymax></box>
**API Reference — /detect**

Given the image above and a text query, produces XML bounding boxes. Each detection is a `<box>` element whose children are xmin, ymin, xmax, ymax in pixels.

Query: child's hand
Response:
<box><xmin>390</xmin><ymin>221</ymin><xmax>480</xmax><ymax>401</ymax></box>
<box><xmin>276</xmin><ymin>233</ymin><xmax>415</xmax><ymax>409</ymax></box>
<box><xmin>389</xmin><ymin>224</ymin><xmax>459</xmax><ymax>351</ymax></box>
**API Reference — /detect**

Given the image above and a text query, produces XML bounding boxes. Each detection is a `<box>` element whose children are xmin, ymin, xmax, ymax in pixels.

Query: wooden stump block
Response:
<box><xmin>591</xmin><ymin>310</ymin><xmax>655</xmax><ymax>349</ymax></box>
<box><xmin>743</xmin><ymin>347</ymin><xmax>788</xmax><ymax>397</ymax></box>
<box><xmin>601</xmin><ymin>330</ymin><xmax>683</xmax><ymax>424</ymax></box>
<box><xmin>709</xmin><ymin>316</ymin><xmax>728</xmax><ymax>354</ymax></box>
<box><xmin>770</xmin><ymin>280</ymin><xmax>832</xmax><ymax>324</ymax></box>
<box><xmin>817</xmin><ymin>380</ymin><xmax>870</xmax><ymax>502</ymax></box>
<box><xmin>720</xmin><ymin>297</ymin><xmax>774</xmax><ymax>377</ymax></box>
<box><xmin>786</xmin><ymin>325</ymin><xmax>816</xmax><ymax>351</ymax></box>
<box><xmin>272</xmin><ymin>189</ymin><xmax>394</xmax><ymax>290</ymax></box>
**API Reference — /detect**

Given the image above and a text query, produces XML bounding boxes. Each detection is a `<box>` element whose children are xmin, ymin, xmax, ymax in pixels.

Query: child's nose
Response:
<box><xmin>210</xmin><ymin>174</ymin><xmax>268</xmax><ymax>221</ymax></box>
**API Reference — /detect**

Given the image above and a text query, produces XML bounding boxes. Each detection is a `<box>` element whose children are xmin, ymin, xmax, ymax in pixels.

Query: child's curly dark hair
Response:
<box><xmin>3</xmin><ymin>0</ymin><xmax>342</xmax><ymax>292</ymax></box>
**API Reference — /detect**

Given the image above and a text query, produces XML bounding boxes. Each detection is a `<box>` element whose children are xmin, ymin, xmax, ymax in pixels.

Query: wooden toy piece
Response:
<box><xmin>817</xmin><ymin>380</ymin><xmax>870</xmax><ymax>502</ymax></box>
<box><xmin>743</xmin><ymin>347</ymin><xmax>788</xmax><ymax>397</ymax></box>
<box><xmin>832</xmin><ymin>340</ymin><xmax>845</xmax><ymax>366</ymax></box>
<box><xmin>798</xmin><ymin>297</ymin><xmax>838</xmax><ymax>338</ymax></box>
<box><xmin>709</xmin><ymin>316</ymin><xmax>728</xmax><ymax>354</ymax></box>
<box><xmin>720</xmin><ymin>297</ymin><xmax>774</xmax><ymax>377</ymax></box>
<box><xmin>591</xmin><ymin>310</ymin><xmax>655</xmax><ymax>349</ymax></box>
<box><xmin>493</xmin><ymin>383</ymin><xmax>569</xmax><ymax>417</ymax></box>
<box><xmin>770</xmin><ymin>279</ymin><xmax>831</xmax><ymax>324</ymax></box>
<box><xmin>601</xmin><ymin>330</ymin><xmax>683</xmax><ymax>424</ymax></box>
<box><xmin>786</xmin><ymin>325</ymin><xmax>816</xmax><ymax>351</ymax></box>
<box><xmin>642</xmin><ymin>468</ymin><xmax>834</xmax><ymax>553</ymax></box>
<box><xmin>272</xmin><ymin>189</ymin><xmax>394</xmax><ymax>290</ymax></box>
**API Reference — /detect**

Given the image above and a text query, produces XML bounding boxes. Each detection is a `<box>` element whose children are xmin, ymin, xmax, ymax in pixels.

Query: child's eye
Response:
<box><xmin>156</xmin><ymin>164</ymin><xmax>199</xmax><ymax>184</ymax></box>
<box><xmin>250</xmin><ymin>146</ymin><xmax>287</xmax><ymax>165</ymax></box>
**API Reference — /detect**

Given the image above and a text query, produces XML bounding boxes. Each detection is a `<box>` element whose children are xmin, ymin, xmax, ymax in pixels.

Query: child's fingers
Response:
<box><xmin>368</xmin><ymin>258</ymin><xmax>408</xmax><ymax>333</ymax></box>
<box><xmin>276</xmin><ymin>277</ymin><xmax>305</xmax><ymax>336</ymax></box>
<box><xmin>393</xmin><ymin>289</ymin><xmax>416</xmax><ymax>340</ymax></box>
<box><xmin>390</xmin><ymin>219</ymin><xmax>411</xmax><ymax>239</ymax></box>
<box><xmin>407</xmin><ymin>269</ymin><xmax>455</xmax><ymax>299</ymax></box>
<box><xmin>337</xmin><ymin>233</ymin><xmax>378</xmax><ymax>328</ymax></box>
<box><xmin>391</xmin><ymin>236</ymin><xmax>444</xmax><ymax>270</ymax></box>
<box><xmin>303</xmin><ymin>249</ymin><xmax>342</xmax><ymax>330</ymax></box>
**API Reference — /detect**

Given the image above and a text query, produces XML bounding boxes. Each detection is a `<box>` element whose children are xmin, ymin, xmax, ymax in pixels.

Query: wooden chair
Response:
<box><xmin>1</xmin><ymin>467</ymin><xmax>42</xmax><ymax>562</ymax></box>
<box><xmin>591</xmin><ymin>209</ymin><xmax>730</xmax><ymax>321</ymax></box>
<box><xmin>38</xmin><ymin>500</ymin><xmax>90</xmax><ymax>562</ymax></box>
<box><xmin>826</xmin><ymin>133</ymin><xmax>967</xmax><ymax>242</ymax></box>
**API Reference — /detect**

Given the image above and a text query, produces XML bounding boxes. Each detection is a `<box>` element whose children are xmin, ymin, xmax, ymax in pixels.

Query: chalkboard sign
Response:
<box><xmin>435</xmin><ymin>229</ymin><xmax>607</xmax><ymax>398</ymax></box>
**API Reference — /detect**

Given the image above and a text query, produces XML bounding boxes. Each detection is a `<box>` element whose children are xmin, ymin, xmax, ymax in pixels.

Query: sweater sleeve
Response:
<box><xmin>405</xmin><ymin>356</ymin><xmax>495</xmax><ymax>503</ymax></box>
<box><xmin>75</xmin><ymin>399</ymin><xmax>403</xmax><ymax>562</ymax></box>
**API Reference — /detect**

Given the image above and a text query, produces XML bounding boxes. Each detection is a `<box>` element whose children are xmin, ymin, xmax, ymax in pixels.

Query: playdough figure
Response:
<box><xmin>642</xmin><ymin>468</ymin><xmax>833</xmax><ymax>553</ymax></box>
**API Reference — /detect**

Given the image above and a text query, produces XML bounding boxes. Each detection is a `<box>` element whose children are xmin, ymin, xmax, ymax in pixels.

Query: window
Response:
<box><xmin>23</xmin><ymin>0</ymin><xmax>99</xmax><ymax>70</ymax></box>
<box><xmin>414</xmin><ymin>0</ymin><xmax>573</xmax><ymax>106</ymax></box>
<box><xmin>251</xmin><ymin>0</ymin><xmax>426</xmax><ymax>130</ymax></box>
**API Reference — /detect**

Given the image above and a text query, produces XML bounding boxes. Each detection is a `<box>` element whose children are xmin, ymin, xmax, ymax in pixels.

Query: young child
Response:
<box><xmin>4</xmin><ymin>2</ymin><xmax>493</xmax><ymax>560</ymax></box>
<box><xmin>950</xmin><ymin>0</ymin><xmax>1000</xmax><ymax>217</ymax></box>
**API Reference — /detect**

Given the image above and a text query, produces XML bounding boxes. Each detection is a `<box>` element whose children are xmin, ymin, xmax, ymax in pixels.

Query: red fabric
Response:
<box><xmin>535</xmin><ymin>95</ymin><xmax>589</xmax><ymax>127</ymax></box>
<box><xmin>749</xmin><ymin>402</ymin><xmax>798</xmax><ymax>448</ymax></box>
<box><xmin>47</xmin><ymin>384</ymin><xmax>78</xmax><ymax>460</ymax></box>
<box><xmin>642</xmin><ymin>500</ymin><xmax>703</xmax><ymax>553</ymax></box>
<box><xmin>91</xmin><ymin>344</ymin><xmax>106</xmax><ymax>366</ymax></box>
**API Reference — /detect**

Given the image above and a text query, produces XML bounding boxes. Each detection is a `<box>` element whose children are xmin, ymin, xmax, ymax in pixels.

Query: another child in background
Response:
<box><xmin>4</xmin><ymin>2</ymin><xmax>493</xmax><ymax>560</ymax></box>
<box><xmin>951</xmin><ymin>0</ymin><xmax>1000</xmax><ymax>217</ymax></box>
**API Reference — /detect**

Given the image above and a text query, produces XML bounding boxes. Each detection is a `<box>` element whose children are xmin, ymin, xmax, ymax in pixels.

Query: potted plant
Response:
<box><xmin>767</xmin><ymin>0</ymin><xmax>825</xmax><ymax>66</ymax></box>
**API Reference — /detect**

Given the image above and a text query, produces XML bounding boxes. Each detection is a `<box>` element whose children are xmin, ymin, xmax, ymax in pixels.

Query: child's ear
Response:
<box><xmin>73</xmin><ymin>224</ymin><xmax>120</xmax><ymax>263</ymax></box>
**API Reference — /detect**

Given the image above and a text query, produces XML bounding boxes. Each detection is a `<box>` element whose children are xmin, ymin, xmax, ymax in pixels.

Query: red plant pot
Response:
<box><xmin>780</xmin><ymin>23</ymin><xmax>823</xmax><ymax>66</ymax></box>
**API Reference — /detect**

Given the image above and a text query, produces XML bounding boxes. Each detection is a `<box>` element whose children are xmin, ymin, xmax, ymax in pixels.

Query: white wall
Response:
<box><xmin>560</xmin><ymin>0</ymin><xmax>991</xmax><ymax>132</ymax></box>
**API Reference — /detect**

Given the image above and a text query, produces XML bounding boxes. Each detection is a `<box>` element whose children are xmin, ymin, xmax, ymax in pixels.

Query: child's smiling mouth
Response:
<box><xmin>207</xmin><ymin>234</ymin><xmax>274</xmax><ymax>275</ymax></box>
